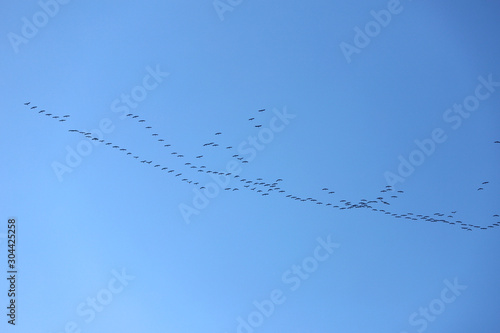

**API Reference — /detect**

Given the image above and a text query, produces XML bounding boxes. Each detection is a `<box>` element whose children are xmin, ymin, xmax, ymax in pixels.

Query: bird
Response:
<box><xmin>196</xmin><ymin>155</ymin><xmax>203</xmax><ymax>158</ymax></box>
<box><xmin>38</xmin><ymin>110</ymin><xmax>45</xmax><ymax>113</ymax></box>
<box><xmin>495</xmin><ymin>141</ymin><xmax>500</xmax><ymax>143</ymax></box>
<box><xmin>249</xmin><ymin>117</ymin><xmax>254</xmax><ymax>121</ymax></box>
<box><xmin>258</xmin><ymin>109</ymin><xmax>265</xmax><ymax>112</ymax></box>
<box><xmin>478</xmin><ymin>187</ymin><xmax>484</xmax><ymax>191</ymax></box>
<box><xmin>139</xmin><ymin>120</ymin><xmax>145</xmax><ymax>122</ymax></box>
<box><xmin>31</xmin><ymin>106</ymin><xmax>37</xmax><ymax>109</ymax></box>
<box><xmin>215</xmin><ymin>132</ymin><xmax>221</xmax><ymax>135</ymax></box>
<box><xmin>482</xmin><ymin>181</ymin><xmax>489</xmax><ymax>184</ymax></box>
<box><xmin>146</xmin><ymin>126</ymin><xmax>152</xmax><ymax>129</ymax></box>
<box><xmin>63</xmin><ymin>115</ymin><xmax>70</xmax><ymax>118</ymax></box>
<box><xmin>59</xmin><ymin>119</ymin><xmax>66</xmax><ymax>122</ymax></box>
<box><xmin>255</xmin><ymin>125</ymin><xmax>262</xmax><ymax>128</ymax></box>
<box><xmin>24</xmin><ymin>102</ymin><xmax>30</xmax><ymax>105</ymax></box>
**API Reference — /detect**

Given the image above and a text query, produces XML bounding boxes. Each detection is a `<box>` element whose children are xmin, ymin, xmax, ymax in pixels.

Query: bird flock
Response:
<box><xmin>23</xmin><ymin>102</ymin><xmax>500</xmax><ymax>232</ymax></box>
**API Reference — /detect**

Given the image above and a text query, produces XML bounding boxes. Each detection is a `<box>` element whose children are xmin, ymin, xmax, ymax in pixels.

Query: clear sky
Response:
<box><xmin>1</xmin><ymin>0</ymin><xmax>499</xmax><ymax>332</ymax></box>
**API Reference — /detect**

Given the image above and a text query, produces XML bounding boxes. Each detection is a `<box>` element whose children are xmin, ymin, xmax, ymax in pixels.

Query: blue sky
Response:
<box><xmin>1</xmin><ymin>0</ymin><xmax>500</xmax><ymax>332</ymax></box>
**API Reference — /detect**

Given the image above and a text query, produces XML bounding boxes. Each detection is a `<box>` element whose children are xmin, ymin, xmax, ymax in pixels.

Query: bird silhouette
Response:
<box><xmin>32</xmin><ymin>103</ymin><xmax>499</xmax><ymax>233</ymax></box>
